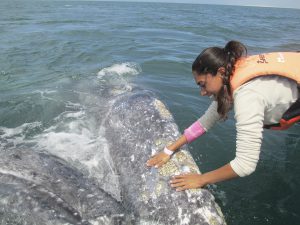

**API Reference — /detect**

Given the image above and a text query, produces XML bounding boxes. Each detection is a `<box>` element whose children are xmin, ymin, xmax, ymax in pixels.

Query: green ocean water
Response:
<box><xmin>0</xmin><ymin>1</ymin><xmax>300</xmax><ymax>224</ymax></box>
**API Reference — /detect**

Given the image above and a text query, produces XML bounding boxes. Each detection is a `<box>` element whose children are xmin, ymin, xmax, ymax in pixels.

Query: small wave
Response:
<box><xmin>97</xmin><ymin>62</ymin><xmax>142</xmax><ymax>78</ymax></box>
<box><xmin>208</xmin><ymin>184</ymin><xmax>228</xmax><ymax>207</ymax></box>
<box><xmin>97</xmin><ymin>62</ymin><xmax>142</xmax><ymax>95</ymax></box>
<box><xmin>32</xmin><ymin>89</ymin><xmax>58</xmax><ymax>102</ymax></box>
<box><xmin>0</xmin><ymin>122</ymin><xmax>43</xmax><ymax>149</ymax></box>
<box><xmin>0</xmin><ymin>109</ymin><xmax>118</xmax><ymax>195</ymax></box>
<box><xmin>0</xmin><ymin>70</ymin><xmax>11</xmax><ymax>81</ymax></box>
<box><xmin>32</xmin><ymin>109</ymin><xmax>121</xmax><ymax>200</ymax></box>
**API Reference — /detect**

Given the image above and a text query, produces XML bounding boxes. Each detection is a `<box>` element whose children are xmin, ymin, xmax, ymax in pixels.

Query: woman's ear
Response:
<box><xmin>217</xmin><ymin>67</ymin><xmax>226</xmax><ymax>77</ymax></box>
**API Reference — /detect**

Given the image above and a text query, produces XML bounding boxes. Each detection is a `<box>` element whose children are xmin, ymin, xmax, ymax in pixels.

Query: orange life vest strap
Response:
<box><xmin>270</xmin><ymin>98</ymin><xmax>300</xmax><ymax>130</ymax></box>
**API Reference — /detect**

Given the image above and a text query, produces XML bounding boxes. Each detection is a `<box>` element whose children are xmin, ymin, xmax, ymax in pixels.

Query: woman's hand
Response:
<box><xmin>170</xmin><ymin>173</ymin><xmax>207</xmax><ymax>191</ymax></box>
<box><xmin>146</xmin><ymin>135</ymin><xmax>187</xmax><ymax>168</ymax></box>
<box><xmin>146</xmin><ymin>152</ymin><xmax>171</xmax><ymax>168</ymax></box>
<box><xmin>170</xmin><ymin>164</ymin><xmax>239</xmax><ymax>191</ymax></box>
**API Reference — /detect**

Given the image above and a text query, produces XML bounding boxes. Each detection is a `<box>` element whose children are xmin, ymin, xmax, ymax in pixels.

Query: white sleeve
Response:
<box><xmin>198</xmin><ymin>101</ymin><xmax>221</xmax><ymax>131</ymax></box>
<box><xmin>230</xmin><ymin>90</ymin><xmax>265</xmax><ymax>177</ymax></box>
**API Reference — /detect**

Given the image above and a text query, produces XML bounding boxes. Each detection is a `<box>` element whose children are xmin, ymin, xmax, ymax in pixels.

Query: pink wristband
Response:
<box><xmin>184</xmin><ymin>121</ymin><xmax>206</xmax><ymax>143</ymax></box>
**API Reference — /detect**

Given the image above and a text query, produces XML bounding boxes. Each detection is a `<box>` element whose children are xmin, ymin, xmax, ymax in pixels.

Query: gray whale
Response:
<box><xmin>0</xmin><ymin>88</ymin><xmax>226</xmax><ymax>225</ymax></box>
<box><xmin>0</xmin><ymin>148</ymin><xmax>126</xmax><ymax>225</ymax></box>
<box><xmin>104</xmin><ymin>89</ymin><xmax>226</xmax><ymax>225</ymax></box>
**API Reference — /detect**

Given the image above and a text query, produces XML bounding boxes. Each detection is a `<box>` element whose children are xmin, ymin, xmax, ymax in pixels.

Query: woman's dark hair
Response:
<box><xmin>192</xmin><ymin>40</ymin><xmax>247</xmax><ymax>119</ymax></box>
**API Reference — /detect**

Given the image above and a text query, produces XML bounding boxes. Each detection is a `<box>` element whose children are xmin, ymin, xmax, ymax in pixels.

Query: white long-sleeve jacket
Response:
<box><xmin>197</xmin><ymin>76</ymin><xmax>299</xmax><ymax>177</ymax></box>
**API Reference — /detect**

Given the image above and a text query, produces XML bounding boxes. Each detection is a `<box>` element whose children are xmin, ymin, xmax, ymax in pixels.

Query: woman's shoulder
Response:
<box><xmin>233</xmin><ymin>75</ymin><xmax>298</xmax><ymax>105</ymax></box>
<box><xmin>234</xmin><ymin>75</ymin><xmax>297</xmax><ymax>94</ymax></box>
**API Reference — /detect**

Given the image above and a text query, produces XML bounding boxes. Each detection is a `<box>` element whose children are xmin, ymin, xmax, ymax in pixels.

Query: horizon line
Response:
<box><xmin>55</xmin><ymin>0</ymin><xmax>300</xmax><ymax>10</ymax></box>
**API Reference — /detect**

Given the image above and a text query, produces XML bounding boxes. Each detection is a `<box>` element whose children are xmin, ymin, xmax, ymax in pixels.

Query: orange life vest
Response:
<box><xmin>230</xmin><ymin>52</ymin><xmax>300</xmax><ymax>130</ymax></box>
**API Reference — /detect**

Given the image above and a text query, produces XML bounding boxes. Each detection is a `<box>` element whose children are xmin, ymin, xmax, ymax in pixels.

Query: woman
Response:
<box><xmin>146</xmin><ymin>40</ymin><xmax>300</xmax><ymax>191</ymax></box>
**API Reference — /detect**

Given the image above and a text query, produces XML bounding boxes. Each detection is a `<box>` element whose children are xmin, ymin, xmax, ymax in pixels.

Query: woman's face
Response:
<box><xmin>192</xmin><ymin>70</ymin><xmax>223</xmax><ymax>97</ymax></box>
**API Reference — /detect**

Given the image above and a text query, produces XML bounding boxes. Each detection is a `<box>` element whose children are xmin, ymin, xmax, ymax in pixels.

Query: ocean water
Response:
<box><xmin>0</xmin><ymin>0</ymin><xmax>300</xmax><ymax>224</ymax></box>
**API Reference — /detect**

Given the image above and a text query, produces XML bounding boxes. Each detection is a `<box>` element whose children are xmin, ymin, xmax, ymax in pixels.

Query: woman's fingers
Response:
<box><xmin>175</xmin><ymin>185</ymin><xmax>188</xmax><ymax>191</ymax></box>
<box><xmin>146</xmin><ymin>155</ymin><xmax>159</xmax><ymax>166</ymax></box>
<box><xmin>170</xmin><ymin>177</ymin><xmax>184</xmax><ymax>184</ymax></box>
<box><xmin>146</xmin><ymin>159</ymin><xmax>157</xmax><ymax>167</ymax></box>
<box><xmin>156</xmin><ymin>160</ymin><xmax>165</xmax><ymax>168</ymax></box>
<box><xmin>170</xmin><ymin>179</ymin><xmax>189</xmax><ymax>191</ymax></box>
<box><xmin>146</xmin><ymin>152</ymin><xmax>170</xmax><ymax>167</ymax></box>
<box><xmin>170</xmin><ymin>181</ymin><xmax>185</xmax><ymax>188</ymax></box>
<box><xmin>172</xmin><ymin>174</ymin><xmax>187</xmax><ymax>179</ymax></box>
<box><xmin>147</xmin><ymin>158</ymin><xmax>164</xmax><ymax>167</ymax></box>
<box><xmin>170</xmin><ymin>176</ymin><xmax>186</xmax><ymax>188</ymax></box>
<box><xmin>170</xmin><ymin>173</ymin><xmax>204</xmax><ymax>191</ymax></box>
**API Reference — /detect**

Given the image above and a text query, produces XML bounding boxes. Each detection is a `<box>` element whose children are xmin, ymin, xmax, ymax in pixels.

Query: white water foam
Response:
<box><xmin>0</xmin><ymin>122</ymin><xmax>43</xmax><ymax>150</ymax></box>
<box><xmin>0</xmin><ymin>63</ymin><xmax>143</xmax><ymax>201</ymax></box>
<box><xmin>97</xmin><ymin>62</ymin><xmax>142</xmax><ymax>95</ymax></box>
<box><xmin>0</xmin><ymin>64</ymin><xmax>139</xmax><ymax>205</ymax></box>
<box><xmin>97</xmin><ymin>62</ymin><xmax>141</xmax><ymax>78</ymax></box>
<box><xmin>0</xmin><ymin>99</ymin><xmax>121</xmax><ymax>200</ymax></box>
<box><xmin>32</xmin><ymin>108</ymin><xmax>121</xmax><ymax>200</ymax></box>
